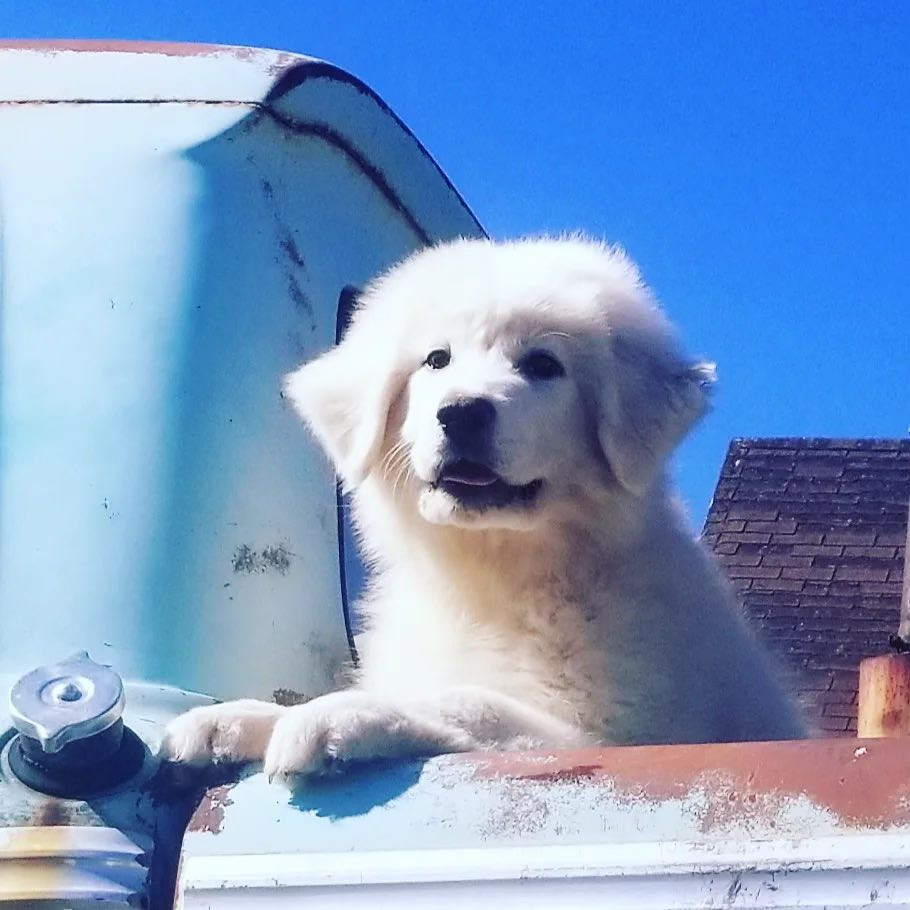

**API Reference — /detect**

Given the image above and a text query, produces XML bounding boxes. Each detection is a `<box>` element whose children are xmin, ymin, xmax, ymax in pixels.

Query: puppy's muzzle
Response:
<box><xmin>436</xmin><ymin>397</ymin><xmax>496</xmax><ymax>452</ymax></box>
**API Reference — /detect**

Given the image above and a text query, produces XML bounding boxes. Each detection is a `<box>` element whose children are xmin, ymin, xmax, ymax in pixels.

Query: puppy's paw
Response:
<box><xmin>263</xmin><ymin>690</ymin><xmax>469</xmax><ymax>782</ymax></box>
<box><xmin>262</xmin><ymin>691</ymin><xmax>385</xmax><ymax>780</ymax></box>
<box><xmin>161</xmin><ymin>699</ymin><xmax>284</xmax><ymax>766</ymax></box>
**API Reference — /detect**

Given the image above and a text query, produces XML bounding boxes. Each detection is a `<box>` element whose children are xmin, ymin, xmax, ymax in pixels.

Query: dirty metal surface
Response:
<box><xmin>0</xmin><ymin>678</ymin><xmax>213</xmax><ymax>906</ymax></box>
<box><xmin>178</xmin><ymin>737</ymin><xmax>910</xmax><ymax>908</ymax></box>
<box><xmin>0</xmin><ymin>42</ymin><xmax>483</xmax><ymax>703</ymax></box>
<box><xmin>0</xmin><ymin>825</ymin><xmax>147</xmax><ymax>904</ymax></box>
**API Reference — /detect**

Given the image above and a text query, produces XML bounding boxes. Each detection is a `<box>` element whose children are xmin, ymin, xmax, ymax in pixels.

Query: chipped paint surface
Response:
<box><xmin>179</xmin><ymin>738</ymin><xmax>910</xmax><ymax>906</ymax></box>
<box><xmin>470</xmin><ymin>737</ymin><xmax>910</xmax><ymax>831</ymax></box>
<box><xmin>188</xmin><ymin>784</ymin><xmax>235</xmax><ymax>835</ymax></box>
<box><xmin>183</xmin><ymin>737</ymin><xmax>910</xmax><ymax>853</ymax></box>
<box><xmin>0</xmin><ymin>40</ymin><xmax>304</xmax><ymax>102</ymax></box>
<box><xmin>0</xmin><ymin>38</ymin><xmax>296</xmax><ymax>61</ymax></box>
<box><xmin>1</xmin><ymin>38</ymin><xmax>487</xmax><ymax>908</ymax></box>
<box><xmin>0</xmin><ymin>680</ymin><xmax>215</xmax><ymax>907</ymax></box>
<box><xmin>0</xmin><ymin>41</ymin><xmax>482</xmax><ymax>702</ymax></box>
<box><xmin>232</xmin><ymin>543</ymin><xmax>293</xmax><ymax>575</ymax></box>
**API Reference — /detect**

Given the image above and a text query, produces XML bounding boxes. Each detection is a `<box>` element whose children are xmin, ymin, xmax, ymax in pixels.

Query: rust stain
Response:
<box><xmin>469</xmin><ymin>737</ymin><xmax>910</xmax><ymax>831</ymax></box>
<box><xmin>516</xmin><ymin>763</ymin><xmax>603</xmax><ymax>784</ymax></box>
<box><xmin>859</xmin><ymin>654</ymin><xmax>910</xmax><ymax>737</ymax></box>
<box><xmin>30</xmin><ymin>802</ymin><xmax>71</xmax><ymax>827</ymax></box>
<box><xmin>188</xmin><ymin>784</ymin><xmax>234</xmax><ymax>835</ymax></box>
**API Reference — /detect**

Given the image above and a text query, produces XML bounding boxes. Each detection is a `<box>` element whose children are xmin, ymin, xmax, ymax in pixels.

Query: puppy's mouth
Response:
<box><xmin>433</xmin><ymin>459</ymin><xmax>543</xmax><ymax>510</ymax></box>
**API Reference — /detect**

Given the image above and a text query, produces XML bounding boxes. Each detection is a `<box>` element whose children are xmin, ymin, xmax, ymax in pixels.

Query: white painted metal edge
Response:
<box><xmin>179</xmin><ymin>866</ymin><xmax>910</xmax><ymax>910</ymax></box>
<box><xmin>180</xmin><ymin>831</ymin><xmax>910</xmax><ymax>890</ymax></box>
<box><xmin>0</xmin><ymin>42</ymin><xmax>307</xmax><ymax>101</ymax></box>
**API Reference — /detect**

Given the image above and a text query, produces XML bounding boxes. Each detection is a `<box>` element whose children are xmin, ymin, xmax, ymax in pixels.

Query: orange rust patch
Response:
<box><xmin>188</xmin><ymin>784</ymin><xmax>234</xmax><ymax>835</ymax></box>
<box><xmin>31</xmin><ymin>802</ymin><xmax>70</xmax><ymax>827</ymax></box>
<box><xmin>859</xmin><ymin>655</ymin><xmax>910</xmax><ymax>737</ymax></box>
<box><xmin>469</xmin><ymin>737</ymin><xmax>910</xmax><ymax>831</ymax></box>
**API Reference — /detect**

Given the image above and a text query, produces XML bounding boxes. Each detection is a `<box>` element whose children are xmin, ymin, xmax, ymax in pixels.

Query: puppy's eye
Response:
<box><xmin>425</xmin><ymin>348</ymin><xmax>451</xmax><ymax>370</ymax></box>
<box><xmin>519</xmin><ymin>350</ymin><xmax>565</xmax><ymax>380</ymax></box>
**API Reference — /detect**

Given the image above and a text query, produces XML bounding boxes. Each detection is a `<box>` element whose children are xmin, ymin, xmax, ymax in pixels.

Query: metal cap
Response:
<box><xmin>8</xmin><ymin>651</ymin><xmax>125</xmax><ymax>753</ymax></box>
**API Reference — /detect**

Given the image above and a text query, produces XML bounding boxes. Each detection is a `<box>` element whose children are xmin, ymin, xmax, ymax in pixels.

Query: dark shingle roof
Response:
<box><xmin>703</xmin><ymin>437</ymin><xmax>910</xmax><ymax>737</ymax></box>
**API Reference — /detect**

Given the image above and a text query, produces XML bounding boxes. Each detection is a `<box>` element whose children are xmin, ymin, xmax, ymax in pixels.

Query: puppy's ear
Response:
<box><xmin>283</xmin><ymin>306</ymin><xmax>405</xmax><ymax>488</ymax></box>
<box><xmin>598</xmin><ymin>336</ymin><xmax>716</xmax><ymax>495</ymax></box>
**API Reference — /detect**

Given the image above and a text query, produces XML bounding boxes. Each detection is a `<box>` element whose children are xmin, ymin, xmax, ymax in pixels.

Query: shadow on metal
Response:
<box><xmin>288</xmin><ymin>758</ymin><xmax>426</xmax><ymax>820</ymax></box>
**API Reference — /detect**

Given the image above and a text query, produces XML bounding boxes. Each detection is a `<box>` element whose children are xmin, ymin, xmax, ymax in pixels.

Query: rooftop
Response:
<box><xmin>703</xmin><ymin>437</ymin><xmax>909</xmax><ymax>736</ymax></box>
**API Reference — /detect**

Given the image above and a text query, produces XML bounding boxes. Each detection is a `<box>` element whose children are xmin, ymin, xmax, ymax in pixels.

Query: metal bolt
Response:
<box><xmin>49</xmin><ymin>679</ymin><xmax>84</xmax><ymax>704</ymax></box>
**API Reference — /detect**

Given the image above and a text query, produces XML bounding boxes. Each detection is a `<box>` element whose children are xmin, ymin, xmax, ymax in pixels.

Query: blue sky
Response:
<box><xmin>5</xmin><ymin>2</ymin><xmax>908</xmax><ymax>521</ymax></box>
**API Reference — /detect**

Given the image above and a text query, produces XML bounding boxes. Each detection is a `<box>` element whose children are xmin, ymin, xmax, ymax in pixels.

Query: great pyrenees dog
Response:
<box><xmin>163</xmin><ymin>237</ymin><xmax>804</xmax><ymax>780</ymax></box>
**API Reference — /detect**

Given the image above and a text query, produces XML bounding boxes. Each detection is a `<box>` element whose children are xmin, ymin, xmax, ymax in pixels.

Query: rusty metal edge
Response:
<box><xmin>0</xmin><ymin>38</ymin><xmax>289</xmax><ymax>58</ymax></box>
<box><xmin>185</xmin><ymin>735</ymin><xmax>910</xmax><ymax>839</ymax></box>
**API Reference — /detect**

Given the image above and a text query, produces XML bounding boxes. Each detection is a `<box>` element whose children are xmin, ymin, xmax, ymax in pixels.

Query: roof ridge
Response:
<box><xmin>731</xmin><ymin>437</ymin><xmax>909</xmax><ymax>451</ymax></box>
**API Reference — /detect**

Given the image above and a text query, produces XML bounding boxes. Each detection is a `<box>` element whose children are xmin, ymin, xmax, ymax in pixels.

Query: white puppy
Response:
<box><xmin>163</xmin><ymin>237</ymin><xmax>804</xmax><ymax>780</ymax></box>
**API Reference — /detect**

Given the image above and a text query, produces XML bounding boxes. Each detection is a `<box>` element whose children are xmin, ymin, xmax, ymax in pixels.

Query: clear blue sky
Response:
<box><xmin>5</xmin><ymin>2</ymin><xmax>908</xmax><ymax>521</ymax></box>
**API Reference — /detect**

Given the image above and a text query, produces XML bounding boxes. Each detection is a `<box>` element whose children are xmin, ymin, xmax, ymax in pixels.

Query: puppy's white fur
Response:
<box><xmin>163</xmin><ymin>237</ymin><xmax>804</xmax><ymax>779</ymax></box>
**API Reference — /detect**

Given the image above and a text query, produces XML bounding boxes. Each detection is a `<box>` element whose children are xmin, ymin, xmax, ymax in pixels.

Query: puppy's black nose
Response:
<box><xmin>437</xmin><ymin>398</ymin><xmax>496</xmax><ymax>446</ymax></box>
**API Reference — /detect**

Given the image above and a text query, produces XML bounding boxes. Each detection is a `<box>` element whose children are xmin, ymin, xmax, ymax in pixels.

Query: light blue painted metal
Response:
<box><xmin>178</xmin><ymin>738</ymin><xmax>910</xmax><ymax>908</ymax></box>
<box><xmin>0</xmin><ymin>41</ymin><xmax>483</xmax><ymax>702</ymax></box>
<box><xmin>0</xmin><ymin>40</ymin><xmax>483</xmax><ymax>908</ymax></box>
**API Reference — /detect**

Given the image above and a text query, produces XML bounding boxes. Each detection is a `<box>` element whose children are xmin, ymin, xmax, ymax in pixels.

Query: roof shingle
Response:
<box><xmin>703</xmin><ymin>437</ymin><xmax>910</xmax><ymax>737</ymax></box>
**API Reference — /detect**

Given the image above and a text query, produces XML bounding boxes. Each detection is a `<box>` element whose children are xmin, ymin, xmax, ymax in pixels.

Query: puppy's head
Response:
<box><xmin>284</xmin><ymin>238</ymin><xmax>714</xmax><ymax>531</ymax></box>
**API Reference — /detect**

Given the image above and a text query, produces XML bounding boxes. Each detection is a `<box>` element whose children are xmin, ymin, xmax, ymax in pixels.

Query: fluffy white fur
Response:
<box><xmin>163</xmin><ymin>237</ymin><xmax>805</xmax><ymax>780</ymax></box>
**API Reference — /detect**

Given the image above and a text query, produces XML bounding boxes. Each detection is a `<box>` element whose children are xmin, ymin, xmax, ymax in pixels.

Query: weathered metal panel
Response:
<box><xmin>0</xmin><ymin>826</ymin><xmax>147</xmax><ymax>904</ymax></box>
<box><xmin>0</xmin><ymin>678</ymin><xmax>210</xmax><ymax>906</ymax></box>
<box><xmin>178</xmin><ymin>737</ymin><xmax>910</xmax><ymax>908</ymax></box>
<box><xmin>0</xmin><ymin>40</ymin><xmax>483</xmax><ymax>908</ymax></box>
<box><xmin>0</xmin><ymin>42</ymin><xmax>482</xmax><ymax>702</ymax></box>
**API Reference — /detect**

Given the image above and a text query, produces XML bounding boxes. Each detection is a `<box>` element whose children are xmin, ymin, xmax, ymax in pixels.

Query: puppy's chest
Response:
<box><xmin>505</xmin><ymin>595</ymin><xmax>605</xmax><ymax>717</ymax></box>
<box><xmin>363</xmin><ymin>578</ymin><xmax>607</xmax><ymax>726</ymax></box>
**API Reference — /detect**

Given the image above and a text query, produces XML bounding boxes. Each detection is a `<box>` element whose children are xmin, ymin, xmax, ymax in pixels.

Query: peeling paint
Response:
<box><xmin>178</xmin><ymin>737</ymin><xmax>910</xmax><ymax>904</ymax></box>
<box><xmin>480</xmin><ymin>776</ymin><xmax>553</xmax><ymax>839</ymax></box>
<box><xmin>187</xmin><ymin>784</ymin><xmax>234</xmax><ymax>835</ymax></box>
<box><xmin>471</xmin><ymin>737</ymin><xmax>910</xmax><ymax>832</ymax></box>
<box><xmin>231</xmin><ymin>544</ymin><xmax>292</xmax><ymax>576</ymax></box>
